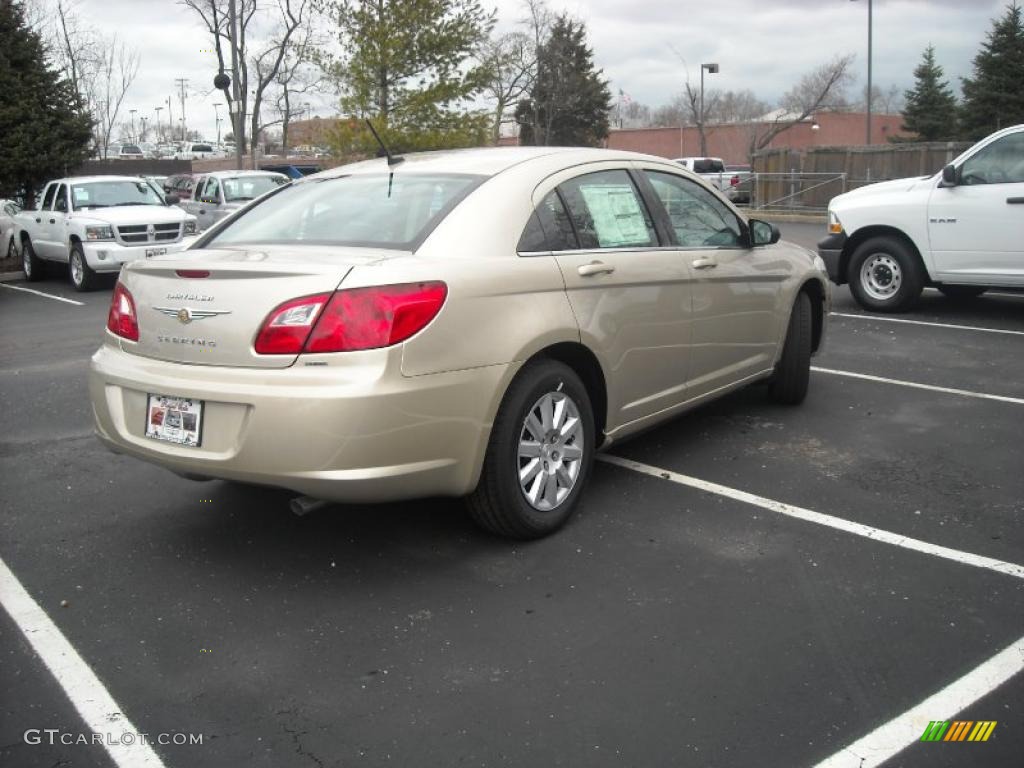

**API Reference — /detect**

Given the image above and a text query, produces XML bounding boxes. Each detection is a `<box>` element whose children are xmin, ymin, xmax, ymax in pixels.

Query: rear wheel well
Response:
<box><xmin>531</xmin><ymin>342</ymin><xmax>608</xmax><ymax>447</ymax></box>
<box><xmin>799</xmin><ymin>279</ymin><xmax>825</xmax><ymax>353</ymax></box>
<box><xmin>841</xmin><ymin>226</ymin><xmax>929</xmax><ymax>285</ymax></box>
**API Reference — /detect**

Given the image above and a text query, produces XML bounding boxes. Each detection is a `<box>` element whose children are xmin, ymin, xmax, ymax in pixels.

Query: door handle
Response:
<box><xmin>577</xmin><ymin>261</ymin><xmax>615</xmax><ymax>277</ymax></box>
<box><xmin>35</xmin><ymin>217</ymin><xmax>41</xmax><ymax>223</ymax></box>
<box><xmin>1007</xmin><ymin>197</ymin><xmax>1024</xmax><ymax>204</ymax></box>
<box><xmin>692</xmin><ymin>256</ymin><xmax>717</xmax><ymax>270</ymax></box>
<box><xmin>49</xmin><ymin>218</ymin><xmax>55</xmax><ymax>224</ymax></box>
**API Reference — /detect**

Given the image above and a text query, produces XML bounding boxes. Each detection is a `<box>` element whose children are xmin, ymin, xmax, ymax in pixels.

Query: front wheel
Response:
<box><xmin>69</xmin><ymin>243</ymin><xmax>98</xmax><ymax>291</ymax></box>
<box><xmin>22</xmin><ymin>238</ymin><xmax>43</xmax><ymax>282</ymax></box>
<box><xmin>467</xmin><ymin>359</ymin><xmax>595</xmax><ymax>539</ymax></box>
<box><xmin>769</xmin><ymin>291</ymin><xmax>812</xmax><ymax>405</ymax></box>
<box><xmin>847</xmin><ymin>236</ymin><xmax>924</xmax><ymax>313</ymax></box>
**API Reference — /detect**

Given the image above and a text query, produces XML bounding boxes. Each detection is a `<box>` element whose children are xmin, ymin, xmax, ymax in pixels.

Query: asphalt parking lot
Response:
<box><xmin>1</xmin><ymin>222</ymin><xmax>1022</xmax><ymax>768</ymax></box>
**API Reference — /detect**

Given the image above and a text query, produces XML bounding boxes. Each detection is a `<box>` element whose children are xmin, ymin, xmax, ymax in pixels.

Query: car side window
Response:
<box><xmin>960</xmin><ymin>131</ymin><xmax>1024</xmax><ymax>185</ymax></box>
<box><xmin>558</xmin><ymin>170</ymin><xmax>658</xmax><ymax>249</ymax></box>
<box><xmin>517</xmin><ymin>191</ymin><xmax>578</xmax><ymax>252</ymax></box>
<box><xmin>643</xmin><ymin>170</ymin><xmax>744</xmax><ymax>248</ymax></box>
<box><xmin>204</xmin><ymin>178</ymin><xmax>220</xmax><ymax>202</ymax></box>
<box><xmin>53</xmin><ymin>185</ymin><xmax>68</xmax><ymax>213</ymax></box>
<box><xmin>41</xmin><ymin>185</ymin><xmax>56</xmax><ymax>211</ymax></box>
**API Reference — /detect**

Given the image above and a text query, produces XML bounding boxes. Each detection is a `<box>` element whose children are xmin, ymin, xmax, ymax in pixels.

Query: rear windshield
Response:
<box><xmin>692</xmin><ymin>158</ymin><xmax>725</xmax><ymax>174</ymax></box>
<box><xmin>222</xmin><ymin>175</ymin><xmax>287</xmax><ymax>202</ymax></box>
<box><xmin>192</xmin><ymin>144</ymin><xmax>214</xmax><ymax>152</ymax></box>
<box><xmin>205</xmin><ymin>173</ymin><xmax>483</xmax><ymax>250</ymax></box>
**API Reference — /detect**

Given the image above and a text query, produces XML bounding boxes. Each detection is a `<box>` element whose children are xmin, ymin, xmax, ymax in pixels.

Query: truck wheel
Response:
<box><xmin>847</xmin><ymin>236</ymin><xmax>924</xmax><ymax>313</ymax></box>
<box><xmin>769</xmin><ymin>291</ymin><xmax>812</xmax><ymax>405</ymax></box>
<box><xmin>69</xmin><ymin>242</ymin><xmax>98</xmax><ymax>292</ymax></box>
<box><xmin>467</xmin><ymin>359</ymin><xmax>595</xmax><ymax>540</ymax></box>
<box><xmin>22</xmin><ymin>238</ymin><xmax>43</xmax><ymax>282</ymax></box>
<box><xmin>938</xmin><ymin>285</ymin><xmax>986</xmax><ymax>300</ymax></box>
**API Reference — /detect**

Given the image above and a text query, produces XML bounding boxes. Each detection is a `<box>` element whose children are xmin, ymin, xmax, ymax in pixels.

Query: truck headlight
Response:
<box><xmin>85</xmin><ymin>225</ymin><xmax>114</xmax><ymax>241</ymax></box>
<box><xmin>183</xmin><ymin>220</ymin><xmax>197</xmax><ymax>235</ymax></box>
<box><xmin>828</xmin><ymin>210</ymin><xmax>843</xmax><ymax>235</ymax></box>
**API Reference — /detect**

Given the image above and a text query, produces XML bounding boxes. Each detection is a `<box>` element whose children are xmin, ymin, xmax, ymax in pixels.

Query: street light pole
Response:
<box><xmin>213</xmin><ymin>103</ymin><xmax>222</xmax><ymax>146</ymax></box>
<box><xmin>129</xmin><ymin>109</ymin><xmax>137</xmax><ymax>143</ymax></box>
<box><xmin>154</xmin><ymin>106</ymin><xmax>163</xmax><ymax>142</ymax></box>
<box><xmin>852</xmin><ymin>0</ymin><xmax>873</xmax><ymax>144</ymax></box>
<box><xmin>700</xmin><ymin>62</ymin><xmax>719</xmax><ymax>157</ymax></box>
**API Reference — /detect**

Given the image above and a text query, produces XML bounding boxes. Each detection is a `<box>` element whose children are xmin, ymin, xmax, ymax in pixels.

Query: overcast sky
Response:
<box><xmin>59</xmin><ymin>0</ymin><xmax>1009</xmax><ymax>142</ymax></box>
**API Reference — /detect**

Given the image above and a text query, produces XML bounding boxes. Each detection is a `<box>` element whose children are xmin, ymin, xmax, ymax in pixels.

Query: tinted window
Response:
<box><xmin>644</xmin><ymin>171</ymin><xmax>744</xmax><ymax>248</ymax></box>
<box><xmin>53</xmin><ymin>185</ymin><xmax>68</xmax><ymax>212</ymax></box>
<box><xmin>123</xmin><ymin>145</ymin><xmax>142</xmax><ymax>154</ymax></box>
<box><xmin>41</xmin><ymin>185</ymin><xmax>56</xmax><ymax>210</ymax></box>
<box><xmin>692</xmin><ymin>158</ymin><xmax>725</xmax><ymax>174</ymax></box>
<box><xmin>518</xmin><ymin>191</ymin><xmax>578</xmax><ymax>252</ymax></box>
<box><xmin>193</xmin><ymin>144</ymin><xmax>214</xmax><ymax>153</ymax></box>
<box><xmin>961</xmin><ymin>131</ymin><xmax>1024</xmax><ymax>185</ymax></box>
<box><xmin>206</xmin><ymin>173</ymin><xmax>482</xmax><ymax>250</ymax></box>
<box><xmin>222</xmin><ymin>175</ymin><xmax>287</xmax><ymax>202</ymax></box>
<box><xmin>558</xmin><ymin>170</ymin><xmax>657</xmax><ymax>249</ymax></box>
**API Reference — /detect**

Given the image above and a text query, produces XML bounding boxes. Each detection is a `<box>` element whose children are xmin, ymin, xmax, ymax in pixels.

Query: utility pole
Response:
<box><xmin>700</xmin><ymin>62</ymin><xmax>719</xmax><ymax>157</ymax></box>
<box><xmin>129</xmin><ymin>109</ymin><xmax>137</xmax><ymax>143</ymax></box>
<box><xmin>154</xmin><ymin>106</ymin><xmax>163</xmax><ymax>142</ymax></box>
<box><xmin>851</xmin><ymin>0</ymin><xmax>873</xmax><ymax>145</ymax></box>
<box><xmin>140</xmin><ymin>117</ymin><xmax>148</xmax><ymax>143</ymax></box>
<box><xmin>229</xmin><ymin>0</ymin><xmax>243</xmax><ymax>170</ymax></box>
<box><xmin>166</xmin><ymin>96</ymin><xmax>174</xmax><ymax>144</ymax></box>
<box><xmin>213</xmin><ymin>103</ymin><xmax>222</xmax><ymax>146</ymax></box>
<box><xmin>175</xmin><ymin>78</ymin><xmax>189</xmax><ymax>142</ymax></box>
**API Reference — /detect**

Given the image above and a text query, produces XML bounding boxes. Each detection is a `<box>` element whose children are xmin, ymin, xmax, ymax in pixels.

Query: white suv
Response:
<box><xmin>818</xmin><ymin>124</ymin><xmax>1024</xmax><ymax>311</ymax></box>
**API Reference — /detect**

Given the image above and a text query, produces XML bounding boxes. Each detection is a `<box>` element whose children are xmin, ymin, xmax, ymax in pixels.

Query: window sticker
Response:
<box><xmin>579</xmin><ymin>183</ymin><xmax>650</xmax><ymax>247</ymax></box>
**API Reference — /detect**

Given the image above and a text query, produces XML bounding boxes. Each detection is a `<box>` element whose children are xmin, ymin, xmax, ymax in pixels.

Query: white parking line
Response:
<box><xmin>597</xmin><ymin>454</ymin><xmax>1024</xmax><ymax>580</ymax></box>
<box><xmin>0</xmin><ymin>557</ymin><xmax>166</xmax><ymax>767</ymax></box>
<box><xmin>813</xmin><ymin>632</ymin><xmax>1024</xmax><ymax>767</ymax></box>
<box><xmin>830</xmin><ymin>311</ymin><xmax>1024</xmax><ymax>337</ymax></box>
<box><xmin>811</xmin><ymin>367</ymin><xmax>1024</xmax><ymax>406</ymax></box>
<box><xmin>0</xmin><ymin>283</ymin><xmax>85</xmax><ymax>306</ymax></box>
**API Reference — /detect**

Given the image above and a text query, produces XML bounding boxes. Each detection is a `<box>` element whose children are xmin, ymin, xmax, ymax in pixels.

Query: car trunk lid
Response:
<box><xmin>119</xmin><ymin>245</ymin><xmax>398</xmax><ymax>369</ymax></box>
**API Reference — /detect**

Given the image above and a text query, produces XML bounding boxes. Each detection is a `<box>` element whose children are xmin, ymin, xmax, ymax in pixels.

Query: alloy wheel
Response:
<box><xmin>517</xmin><ymin>391</ymin><xmax>585</xmax><ymax>511</ymax></box>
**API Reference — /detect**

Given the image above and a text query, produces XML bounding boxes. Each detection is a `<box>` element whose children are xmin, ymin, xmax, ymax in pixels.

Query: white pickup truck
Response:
<box><xmin>15</xmin><ymin>176</ymin><xmax>198</xmax><ymax>291</ymax></box>
<box><xmin>818</xmin><ymin>124</ymin><xmax>1024</xmax><ymax>311</ymax></box>
<box><xmin>674</xmin><ymin>157</ymin><xmax>749</xmax><ymax>203</ymax></box>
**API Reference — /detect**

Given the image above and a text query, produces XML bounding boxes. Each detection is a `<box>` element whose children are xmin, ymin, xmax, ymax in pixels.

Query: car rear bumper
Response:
<box><xmin>83</xmin><ymin>236</ymin><xmax>198</xmax><ymax>272</ymax></box>
<box><xmin>88</xmin><ymin>342</ymin><xmax>513</xmax><ymax>503</ymax></box>
<box><xmin>816</xmin><ymin>232</ymin><xmax>847</xmax><ymax>284</ymax></box>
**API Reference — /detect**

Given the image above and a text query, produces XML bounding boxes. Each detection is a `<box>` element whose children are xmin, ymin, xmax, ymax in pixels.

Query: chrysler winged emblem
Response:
<box><xmin>153</xmin><ymin>306</ymin><xmax>232</xmax><ymax>324</ymax></box>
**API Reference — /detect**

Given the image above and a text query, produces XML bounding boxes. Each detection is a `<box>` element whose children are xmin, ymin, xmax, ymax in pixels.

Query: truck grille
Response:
<box><xmin>117</xmin><ymin>223</ymin><xmax>181</xmax><ymax>245</ymax></box>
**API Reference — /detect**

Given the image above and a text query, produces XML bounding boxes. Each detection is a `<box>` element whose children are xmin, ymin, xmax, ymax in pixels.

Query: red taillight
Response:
<box><xmin>730</xmin><ymin>174</ymin><xmax>740</xmax><ymax>187</ymax></box>
<box><xmin>107</xmin><ymin>282</ymin><xmax>139</xmax><ymax>341</ymax></box>
<box><xmin>254</xmin><ymin>282</ymin><xmax>448</xmax><ymax>355</ymax></box>
<box><xmin>253</xmin><ymin>293</ymin><xmax>330</xmax><ymax>354</ymax></box>
<box><xmin>176</xmin><ymin>269</ymin><xmax>210</xmax><ymax>278</ymax></box>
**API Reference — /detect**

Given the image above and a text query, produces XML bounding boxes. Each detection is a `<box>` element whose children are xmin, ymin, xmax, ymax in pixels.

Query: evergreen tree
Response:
<box><xmin>516</xmin><ymin>15</ymin><xmax>611</xmax><ymax>146</ymax></box>
<box><xmin>900</xmin><ymin>45</ymin><xmax>958</xmax><ymax>140</ymax></box>
<box><xmin>0</xmin><ymin>0</ymin><xmax>92</xmax><ymax>204</ymax></box>
<box><xmin>960</xmin><ymin>1</ymin><xmax>1024</xmax><ymax>139</ymax></box>
<box><xmin>323</xmin><ymin>0</ymin><xmax>495</xmax><ymax>156</ymax></box>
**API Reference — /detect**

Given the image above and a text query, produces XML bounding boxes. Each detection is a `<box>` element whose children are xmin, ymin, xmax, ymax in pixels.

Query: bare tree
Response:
<box><xmin>91</xmin><ymin>37</ymin><xmax>141</xmax><ymax>157</ymax></box>
<box><xmin>270</xmin><ymin>24</ymin><xmax>323</xmax><ymax>153</ymax></box>
<box><xmin>747</xmin><ymin>54</ymin><xmax>855</xmax><ymax>157</ymax></box>
<box><xmin>478</xmin><ymin>30</ymin><xmax>533</xmax><ymax>143</ymax></box>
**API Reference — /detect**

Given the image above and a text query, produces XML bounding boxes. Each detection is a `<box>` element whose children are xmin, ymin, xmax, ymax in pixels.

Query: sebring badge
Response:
<box><xmin>153</xmin><ymin>306</ymin><xmax>232</xmax><ymax>324</ymax></box>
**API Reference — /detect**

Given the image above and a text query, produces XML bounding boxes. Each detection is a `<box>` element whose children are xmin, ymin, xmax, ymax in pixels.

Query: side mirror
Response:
<box><xmin>940</xmin><ymin>164</ymin><xmax>959</xmax><ymax>187</ymax></box>
<box><xmin>749</xmin><ymin>219</ymin><xmax>781</xmax><ymax>246</ymax></box>
<box><xmin>166</xmin><ymin>194</ymin><xmax>180</xmax><ymax>205</ymax></box>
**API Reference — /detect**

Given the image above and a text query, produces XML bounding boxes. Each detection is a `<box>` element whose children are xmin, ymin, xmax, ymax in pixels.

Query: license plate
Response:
<box><xmin>145</xmin><ymin>394</ymin><xmax>203</xmax><ymax>446</ymax></box>
<box><xmin>145</xmin><ymin>247</ymin><xmax>167</xmax><ymax>258</ymax></box>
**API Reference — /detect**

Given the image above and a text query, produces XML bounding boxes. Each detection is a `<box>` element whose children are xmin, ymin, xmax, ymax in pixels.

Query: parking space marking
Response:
<box><xmin>830</xmin><ymin>311</ymin><xmax>1024</xmax><ymax>337</ymax></box>
<box><xmin>813</xmin><ymin>632</ymin><xmax>1024</xmax><ymax>767</ymax></box>
<box><xmin>0</xmin><ymin>283</ymin><xmax>85</xmax><ymax>306</ymax></box>
<box><xmin>598</xmin><ymin>455</ymin><xmax>1024</xmax><ymax>581</ymax></box>
<box><xmin>0</xmin><ymin>556</ymin><xmax>166</xmax><ymax>768</ymax></box>
<box><xmin>811</xmin><ymin>367</ymin><xmax>1024</xmax><ymax>406</ymax></box>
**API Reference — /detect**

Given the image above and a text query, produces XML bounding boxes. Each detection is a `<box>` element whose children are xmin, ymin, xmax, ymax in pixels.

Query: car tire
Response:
<box><xmin>769</xmin><ymin>291</ymin><xmax>812</xmax><ymax>405</ymax></box>
<box><xmin>69</xmin><ymin>242</ymin><xmax>98</xmax><ymax>292</ymax></box>
<box><xmin>937</xmin><ymin>285</ymin><xmax>986</xmax><ymax>300</ymax></box>
<box><xmin>22</xmin><ymin>238</ymin><xmax>43</xmax><ymax>282</ymax></box>
<box><xmin>847</xmin><ymin>236</ymin><xmax>924</xmax><ymax>313</ymax></box>
<box><xmin>467</xmin><ymin>359</ymin><xmax>595</xmax><ymax>540</ymax></box>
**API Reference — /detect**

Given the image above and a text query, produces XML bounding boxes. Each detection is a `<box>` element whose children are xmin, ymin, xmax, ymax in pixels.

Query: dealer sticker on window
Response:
<box><xmin>145</xmin><ymin>394</ymin><xmax>203</xmax><ymax>446</ymax></box>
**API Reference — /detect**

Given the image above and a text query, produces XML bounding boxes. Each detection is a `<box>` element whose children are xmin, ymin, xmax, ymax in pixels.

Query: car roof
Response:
<box><xmin>197</xmin><ymin>170</ymin><xmax>287</xmax><ymax>179</ymax></box>
<box><xmin>47</xmin><ymin>176</ymin><xmax>159</xmax><ymax>185</ymax></box>
<box><xmin>310</xmin><ymin>146</ymin><xmax>683</xmax><ymax>180</ymax></box>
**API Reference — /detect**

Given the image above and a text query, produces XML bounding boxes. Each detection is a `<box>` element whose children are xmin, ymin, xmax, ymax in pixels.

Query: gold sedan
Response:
<box><xmin>90</xmin><ymin>147</ymin><xmax>829</xmax><ymax>538</ymax></box>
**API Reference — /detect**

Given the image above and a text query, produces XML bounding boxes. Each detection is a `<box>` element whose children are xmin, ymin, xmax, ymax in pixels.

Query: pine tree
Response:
<box><xmin>960</xmin><ymin>1</ymin><xmax>1024</xmax><ymax>139</ymax></box>
<box><xmin>516</xmin><ymin>15</ymin><xmax>612</xmax><ymax>147</ymax></box>
<box><xmin>323</xmin><ymin>0</ymin><xmax>495</xmax><ymax>155</ymax></box>
<box><xmin>900</xmin><ymin>45</ymin><xmax>958</xmax><ymax>141</ymax></box>
<box><xmin>0</xmin><ymin>0</ymin><xmax>93</xmax><ymax>204</ymax></box>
